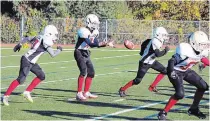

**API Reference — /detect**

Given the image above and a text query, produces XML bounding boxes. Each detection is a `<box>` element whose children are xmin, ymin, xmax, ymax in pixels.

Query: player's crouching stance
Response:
<box><xmin>158</xmin><ymin>31</ymin><xmax>210</xmax><ymax>120</ymax></box>
<box><xmin>119</xmin><ymin>27</ymin><xmax>169</xmax><ymax>97</ymax></box>
<box><xmin>74</xmin><ymin>14</ymin><xmax>114</xmax><ymax>101</ymax></box>
<box><xmin>2</xmin><ymin>25</ymin><xmax>62</xmax><ymax>106</ymax></box>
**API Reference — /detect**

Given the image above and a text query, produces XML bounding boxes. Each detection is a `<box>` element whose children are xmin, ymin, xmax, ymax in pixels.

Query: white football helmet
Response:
<box><xmin>85</xmin><ymin>14</ymin><xmax>100</xmax><ymax>31</ymax></box>
<box><xmin>42</xmin><ymin>25</ymin><xmax>58</xmax><ymax>41</ymax></box>
<box><xmin>189</xmin><ymin>31</ymin><xmax>209</xmax><ymax>52</ymax></box>
<box><xmin>152</xmin><ymin>27</ymin><xmax>169</xmax><ymax>43</ymax></box>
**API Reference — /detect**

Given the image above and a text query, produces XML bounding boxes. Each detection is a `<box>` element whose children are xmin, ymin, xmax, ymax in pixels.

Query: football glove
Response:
<box><xmin>57</xmin><ymin>46</ymin><xmax>63</xmax><ymax>51</ymax></box>
<box><xmin>13</xmin><ymin>43</ymin><xmax>22</xmax><ymax>52</ymax></box>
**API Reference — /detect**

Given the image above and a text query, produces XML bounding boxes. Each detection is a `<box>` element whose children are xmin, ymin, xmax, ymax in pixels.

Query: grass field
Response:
<box><xmin>1</xmin><ymin>47</ymin><xmax>209</xmax><ymax>120</ymax></box>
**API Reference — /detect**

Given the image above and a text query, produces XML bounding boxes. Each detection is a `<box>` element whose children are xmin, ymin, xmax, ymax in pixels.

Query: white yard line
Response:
<box><xmin>1</xmin><ymin>54</ymin><xmax>138</xmax><ymax>69</ymax></box>
<box><xmin>91</xmin><ymin>91</ymin><xmax>209</xmax><ymax>120</ymax></box>
<box><xmin>1</xmin><ymin>48</ymin><xmax>174</xmax><ymax>57</ymax></box>
<box><xmin>113</xmin><ymin>99</ymin><xmax>125</xmax><ymax>102</ymax></box>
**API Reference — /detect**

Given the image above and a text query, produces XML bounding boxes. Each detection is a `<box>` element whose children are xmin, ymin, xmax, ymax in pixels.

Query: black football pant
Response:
<box><xmin>133</xmin><ymin>60</ymin><xmax>167</xmax><ymax>85</ymax></box>
<box><xmin>16</xmin><ymin>56</ymin><xmax>45</xmax><ymax>84</ymax></box>
<box><xmin>74</xmin><ymin>49</ymin><xmax>95</xmax><ymax>78</ymax></box>
<box><xmin>168</xmin><ymin>69</ymin><xmax>209</xmax><ymax>100</ymax></box>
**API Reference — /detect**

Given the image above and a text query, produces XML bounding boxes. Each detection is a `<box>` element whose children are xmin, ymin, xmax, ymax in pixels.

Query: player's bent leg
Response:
<box><xmin>184</xmin><ymin>69</ymin><xmax>208</xmax><ymax>119</ymax></box>
<box><xmin>158</xmin><ymin>73</ymin><xmax>184</xmax><ymax>120</ymax></box>
<box><xmin>118</xmin><ymin>78</ymin><xmax>142</xmax><ymax>97</ymax></box>
<box><xmin>150</xmin><ymin>61</ymin><xmax>167</xmax><ymax>92</ymax></box>
<box><xmin>119</xmin><ymin>62</ymin><xmax>149</xmax><ymax>97</ymax></box>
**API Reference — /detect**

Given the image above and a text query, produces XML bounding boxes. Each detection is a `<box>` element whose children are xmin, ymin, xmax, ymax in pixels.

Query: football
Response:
<box><xmin>124</xmin><ymin>40</ymin><xmax>134</xmax><ymax>50</ymax></box>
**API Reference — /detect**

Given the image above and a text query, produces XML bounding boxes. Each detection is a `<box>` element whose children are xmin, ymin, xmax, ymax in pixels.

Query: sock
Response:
<box><xmin>5</xmin><ymin>80</ymin><xmax>20</xmax><ymax>96</ymax></box>
<box><xmin>121</xmin><ymin>80</ymin><xmax>134</xmax><ymax>91</ymax></box>
<box><xmin>150</xmin><ymin>73</ymin><xmax>165</xmax><ymax>87</ymax></box>
<box><xmin>77</xmin><ymin>75</ymin><xmax>84</xmax><ymax>92</ymax></box>
<box><xmin>190</xmin><ymin>89</ymin><xmax>204</xmax><ymax>109</ymax></box>
<box><xmin>84</xmin><ymin>76</ymin><xmax>93</xmax><ymax>93</ymax></box>
<box><xmin>26</xmin><ymin>77</ymin><xmax>41</xmax><ymax>92</ymax></box>
<box><xmin>164</xmin><ymin>96</ymin><xmax>178</xmax><ymax>112</ymax></box>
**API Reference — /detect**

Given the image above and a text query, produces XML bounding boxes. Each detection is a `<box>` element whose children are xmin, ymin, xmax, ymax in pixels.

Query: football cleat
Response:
<box><xmin>83</xmin><ymin>92</ymin><xmax>98</xmax><ymax>99</ymax></box>
<box><xmin>22</xmin><ymin>91</ymin><xmax>33</xmax><ymax>103</ymax></box>
<box><xmin>76</xmin><ymin>92</ymin><xmax>87</xmax><ymax>101</ymax></box>
<box><xmin>148</xmin><ymin>85</ymin><xmax>159</xmax><ymax>92</ymax></box>
<box><xmin>2</xmin><ymin>95</ymin><xmax>9</xmax><ymax>106</ymax></box>
<box><xmin>158</xmin><ymin>110</ymin><xmax>167</xmax><ymax>120</ymax></box>
<box><xmin>119</xmin><ymin>87</ymin><xmax>127</xmax><ymax>97</ymax></box>
<box><xmin>188</xmin><ymin>108</ymin><xmax>206</xmax><ymax>119</ymax></box>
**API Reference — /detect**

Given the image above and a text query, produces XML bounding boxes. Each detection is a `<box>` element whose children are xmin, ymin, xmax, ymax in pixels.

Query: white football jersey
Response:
<box><xmin>24</xmin><ymin>35</ymin><xmax>53</xmax><ymax>64</ymax></box>
<box><xmin>140</xmin><ymin>38</ymin><xmax>163</xmax><ymax>64</ymax></box>
<box><xmin>76</xmin><ymin>27</ymin><xmax>99</xmax><ymax>50</ymax></box>
<box><xmin>174</xmin><ymin>43</ymin><xmax>203</xmax><ymax>72</ymax></box>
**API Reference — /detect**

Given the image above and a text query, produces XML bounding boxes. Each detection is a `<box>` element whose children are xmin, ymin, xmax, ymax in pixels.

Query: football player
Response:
<box><xmin>119</xmin><ymin>27</ymin><xmax>170</xmax><ymax>97</ymax></box>
<box><xmin>149</xmin><ymin>38</ymin><xmax>209</xmax><ymax>92</ymax></box>
<box><xmin>158</xmin><ymin>31</ymin><xmax>210</xmax><ymax>120</ymax></box>
<box><xmin>2</xmin><ymin>25</ymin><xmax>63</xmax><ymax>106</ymax></box>
<box><xmin>74</xmin><ymin>14</ymin><xmax>114</xmax><ymax>101</ymax></box>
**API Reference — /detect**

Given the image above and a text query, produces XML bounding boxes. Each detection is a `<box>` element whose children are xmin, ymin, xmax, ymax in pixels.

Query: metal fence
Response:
<box><xmin>1</xmin><ymin>16</ymin><xmax>209</xmax><ymax>45</ymax></box>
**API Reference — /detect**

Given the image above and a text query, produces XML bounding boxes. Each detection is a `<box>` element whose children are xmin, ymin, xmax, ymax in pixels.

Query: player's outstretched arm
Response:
<box><xmin>154</xmin><ymin>46</ymin><xmax>170</xmax><ymax>57</ymax></box>
<box><xmin>47</xmin><ymin>46</ymin><xmax>62</xmax><ymax>58</ymax></box>
<box><xmin>13</xmin><ymin>36</ymin><xmax>34</xmax><ymax>52</ymax></box>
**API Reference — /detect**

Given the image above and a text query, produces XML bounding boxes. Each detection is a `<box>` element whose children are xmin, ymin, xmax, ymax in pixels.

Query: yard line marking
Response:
<box><xmin>113</xmin><ymin>99</ymin><xmax>125</xmax><ymax>102</ymax></box>
<box><xmin>1</xmin><ymin>55</ymin><xmax>21</xmax><ymax>57</ymax></box>
<box><xmin>1</xmin><ymin>54</ymin><xmax>138</xmax><ymax>69</ymax></box>
<box><xmin>1</xmin><ymin>71</ymin><xmax>124</xmax><ymax>90</ymax></box>
<box><xmin>1</xmin><ymin>49</ymin><xmax>174</xmax><ymax>58</ymax></box>
<box><xmin>67</xmin><ymin>98</ymin><xmax>76</xmax><ymax>101</ymax></box>
<box><xmin>60</xmin><ymin>67</ymin><xmax>67</xmax><ymax>69</ymax></box>
<box><xmin>143</xmin><ymin>100</ymin><xmax>209</xmax><ymax>119</ymax></box>
<box><xmin>92</xmin><ymin>91</ymin><xmax>209</xmax><ymax>120</ymax></box>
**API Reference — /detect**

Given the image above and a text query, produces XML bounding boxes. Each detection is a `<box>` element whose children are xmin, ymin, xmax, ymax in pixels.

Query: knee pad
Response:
<box><xmin>133</xmin><ymin>78</ymin><xmax>142</xmax><ymax>85</ymax></box>
<box><xmin>87</xmin><ymin>72</ymin><xmax>95</xmax><ymax>78</ymax></box>
<box><xmin>17</xmin><ymin>77</ymin><xmax>26</xmax><ymax>85</ymax></box>
<box><xmin>198</xmin><ymin>81</ymin><xmax>209</xmax><ymax>91</ymax></box>
<box><xmin>174</xmin><ymin>91</ymin><xmax>184</xmax><ymax>100</ymax></box>
<box><xmin>80</xmin><ymin>67</ymin><xmax>87</xmax><ymax>77</ymax></box>
<box><xmin>37</xmin><ymin>73</ymin><xmax>45</xmax><ymax>80</ymax></box>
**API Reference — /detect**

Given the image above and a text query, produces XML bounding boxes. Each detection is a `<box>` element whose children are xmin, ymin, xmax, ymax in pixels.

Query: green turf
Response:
<box><xmin>1</xmin><ymin>47</ymin><xmax>209</xmax><ymax>120</ymax></box>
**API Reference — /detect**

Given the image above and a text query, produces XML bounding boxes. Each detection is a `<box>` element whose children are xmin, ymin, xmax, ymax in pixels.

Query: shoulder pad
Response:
<box><xmin>176</xmin><ymin>43</ymin><xmax>196</xmax><ymax>59</ymax></box>
<box><xmin>92</xmin><ymin>29</ymin><xmax>99</xmax><ymax>37</ymax></box>
<box><xmin>42</xmin><ymin>35</ymin><xmax>54</xmax><ymax>48</ymax></box>
<box><xmin>152</xmin><ymin>38</ymin><xmax>163</xmax><ymax>50</ymax></box>
<box><xmin>78</xmin><ymin>27</ymin><xmax>91</xmax><ymax>38</ymax></box>
<box><xmin>200</xmin><ymin>49</ymin><xmax>209</xmax><ymax>57</ymax></box>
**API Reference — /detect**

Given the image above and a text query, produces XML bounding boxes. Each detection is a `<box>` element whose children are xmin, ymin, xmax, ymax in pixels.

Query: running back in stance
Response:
<box><xmin>158</xmin><ymin>31</ymin><xmax>210</xmax><ymax>120</ymax></box>
<box><xmin>119</xmin><ymin>27</ymin><xmax>170</xmax><ymax>97</ymax></box>
<box><xmin>2</xmin><ymin>25</ymin><xmax>63</xmax><ymax>106</ymax></box>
